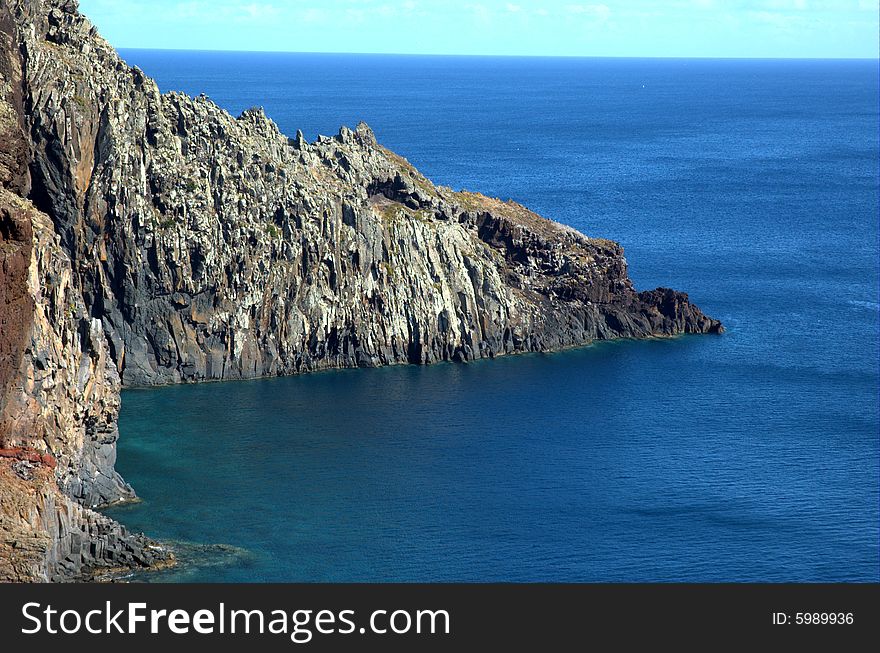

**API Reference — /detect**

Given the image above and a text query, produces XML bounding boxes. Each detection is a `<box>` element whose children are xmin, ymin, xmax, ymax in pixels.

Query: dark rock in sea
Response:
<box><xmin>0</xmin><ymin>0</ymin><xmax>721</xmax><ymax>581</ymax></box>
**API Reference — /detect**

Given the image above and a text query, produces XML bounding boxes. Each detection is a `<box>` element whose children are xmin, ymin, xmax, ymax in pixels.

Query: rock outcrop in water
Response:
<box><xmin>0</xmin><ymin>0</ymin><xmax>722</xmax><ymax>581</ymax></box>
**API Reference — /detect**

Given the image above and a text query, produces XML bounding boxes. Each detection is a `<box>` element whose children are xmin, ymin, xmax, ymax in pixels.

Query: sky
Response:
<box><xmin>78</xmin><ymin>0</ymin><xmax>880</xmax><ymax>58</ymax></box>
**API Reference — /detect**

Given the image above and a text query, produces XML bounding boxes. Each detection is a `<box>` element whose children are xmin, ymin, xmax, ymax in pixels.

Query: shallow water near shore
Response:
<box><xmin>106</xmin><ymin>54</ymin><xmax>879</xmax><ymax>582</ymax></box>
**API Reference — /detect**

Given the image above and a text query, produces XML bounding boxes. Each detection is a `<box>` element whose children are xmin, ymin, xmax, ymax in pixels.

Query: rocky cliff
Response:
<box><xmin>1</xmin><ymin>0</ymin><xmax>172</xmax><ymax>580</ymax></box>
<box><xmin>0</xmin><ymin>0</ymin><xmax>721</xmax><ymax>581</ymax></box>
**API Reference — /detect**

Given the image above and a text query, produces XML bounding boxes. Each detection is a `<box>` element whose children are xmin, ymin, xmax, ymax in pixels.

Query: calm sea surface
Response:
<box><xmin>106</xmin><ymin>53</ymin><xmax>879</xmax><ymax>582</ymax></box>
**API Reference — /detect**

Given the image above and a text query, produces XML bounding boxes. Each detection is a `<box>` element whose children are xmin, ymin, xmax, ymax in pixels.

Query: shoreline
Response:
<box><xmin>117</xmin><ymin>329</ymin><xmax>723</xmax><ymax>391</ymax></box>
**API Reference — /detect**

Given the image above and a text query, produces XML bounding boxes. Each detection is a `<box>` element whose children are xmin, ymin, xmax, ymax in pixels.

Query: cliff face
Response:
<box><xmin>0</xmin><ymin>0</ymin><xmax>721</xmax><ymax>581</ymax></box>
<box><xmin>1</xmin><ymin>1</ymin><xmax>170</xmax><ymax>580</ymax></box>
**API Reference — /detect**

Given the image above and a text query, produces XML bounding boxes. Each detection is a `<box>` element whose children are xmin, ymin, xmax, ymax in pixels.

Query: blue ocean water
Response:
<box><xmin>106</xmin><ymin>53</ymin><xmax>880</xmax><ymax>582</ymax></box>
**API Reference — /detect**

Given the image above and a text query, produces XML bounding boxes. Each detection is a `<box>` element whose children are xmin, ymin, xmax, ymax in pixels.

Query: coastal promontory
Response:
<box><xmin>0</xmin><ymin>0</ymin><xmax>721</xmax><ymax>581</ymax></box>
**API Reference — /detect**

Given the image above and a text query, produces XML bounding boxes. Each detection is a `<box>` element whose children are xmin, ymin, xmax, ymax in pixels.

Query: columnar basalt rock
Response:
<box><xmin>1</xmin><ymin>0</ymin><xmax>170</xmax><ymax>581</ymax></box>
<box><xmin>0</xmin><ymin>0</ymin><xmax>722</xmax><ymax>581</ymax></box>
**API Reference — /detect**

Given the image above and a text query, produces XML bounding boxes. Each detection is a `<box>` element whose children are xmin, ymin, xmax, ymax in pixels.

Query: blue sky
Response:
<box><xmin>79</xmin><ymin>0</ymin><xmax>880</xmax><ymax>58</ymax></box>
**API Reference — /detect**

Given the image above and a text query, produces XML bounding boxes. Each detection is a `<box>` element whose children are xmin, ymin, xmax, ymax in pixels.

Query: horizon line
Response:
<box><xmin>114</xmin><ymin>46</ymin><xmax>880</xmax><ymax>62</ymax></box>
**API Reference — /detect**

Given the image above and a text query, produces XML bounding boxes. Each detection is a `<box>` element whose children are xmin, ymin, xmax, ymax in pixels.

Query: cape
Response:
<box><xmin>0</xmin><ymin>0</ymin><xmax>722</xmax><ymax>581</ymax></box>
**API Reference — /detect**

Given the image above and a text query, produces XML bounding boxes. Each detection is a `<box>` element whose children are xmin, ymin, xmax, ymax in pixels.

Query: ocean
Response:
<box><xmin>105</xmin><ymin>52</ymin><xmax>879</xmax><ymax>582</ymax></box>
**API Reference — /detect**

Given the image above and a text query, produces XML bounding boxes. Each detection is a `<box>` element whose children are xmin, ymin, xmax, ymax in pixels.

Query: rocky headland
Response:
<box><xmin>0</xmin><ymin>0</ymin><xmax>721</xmax><ymax>581</ymax></box>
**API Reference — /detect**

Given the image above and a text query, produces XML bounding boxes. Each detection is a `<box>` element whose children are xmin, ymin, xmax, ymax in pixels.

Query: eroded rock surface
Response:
<box><xmin>1</xmin><ymin>0</ymin><xmax>169</xmax><ymax>581</ymax></box>
<box><xmin>0</xmin><ymin>0</ymin><xmax>721</xmax><ymax>581</ymax></box>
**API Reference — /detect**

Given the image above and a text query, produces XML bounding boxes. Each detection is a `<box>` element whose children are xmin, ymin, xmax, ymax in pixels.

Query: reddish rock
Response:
<box><xmin>0</xmin><ymin>447</ymin><xmax>57</xmax><ymax>469</ymax></box>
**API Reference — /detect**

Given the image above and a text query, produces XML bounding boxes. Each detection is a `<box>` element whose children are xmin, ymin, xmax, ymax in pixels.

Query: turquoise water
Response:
<box><xmin>106</xmin><ymin>54</ymin><xmax>879</xmax><ymax>582</ymax></box>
